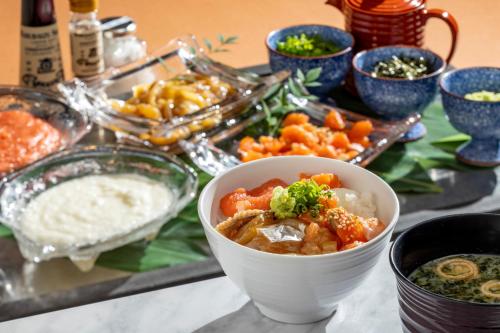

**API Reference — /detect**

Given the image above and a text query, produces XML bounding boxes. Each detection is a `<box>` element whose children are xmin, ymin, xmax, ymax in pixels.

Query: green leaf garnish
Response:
<box><xmin>305</xmin><ymin>67</ymin><xmax>322</xmax><ymax>83</ymax></box>
<box><xmin>249</xmin><ymin>67</ymin><xmax>322</xmax><ymax>136</ymax></box>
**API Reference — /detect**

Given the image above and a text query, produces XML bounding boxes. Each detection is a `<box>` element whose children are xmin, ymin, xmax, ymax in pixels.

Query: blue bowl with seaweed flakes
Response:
<box><xmin>440</xmin><ymin>67</ymin><xmax>500</xmax><ymax>166</ymax></box>
<box><xmin>266</xmin><ymin>24</ymin><xmax>354</xmax><ymax>96</ymax></box>
<box><xmin>353</xmin><ymin>46</ymin><xmax>445</xmax><ymax>142</ymax></box>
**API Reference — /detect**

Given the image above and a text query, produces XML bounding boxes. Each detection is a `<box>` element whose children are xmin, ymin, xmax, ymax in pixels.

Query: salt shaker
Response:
<box><xmin>101</xmin><ymin>16</ymin><xmax>147</xmax><ymax>68</ymax></box>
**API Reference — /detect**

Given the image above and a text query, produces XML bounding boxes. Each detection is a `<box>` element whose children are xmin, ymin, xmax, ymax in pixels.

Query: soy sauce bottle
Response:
<box><xmin>20</xmin><ymin>0</ymin><xmax>64</xmax><ymax>88</ymax></box>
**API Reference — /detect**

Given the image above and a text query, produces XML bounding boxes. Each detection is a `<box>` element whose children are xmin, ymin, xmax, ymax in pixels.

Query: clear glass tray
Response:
<box><xmin>58</xmin><ymin>35</ymin><xmax>289</xmax><ymax>151</ymax></box>
<box><xmin>181</xmin><ymin>98</ymin><xmax>420</xmax><ymax>176</ymax></box>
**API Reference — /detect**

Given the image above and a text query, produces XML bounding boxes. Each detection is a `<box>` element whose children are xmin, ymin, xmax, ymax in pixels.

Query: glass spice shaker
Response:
<box><xmin>100</xmin><ymin>16</ymin><xmax>147</xmax><ymax>69</ymax></box>
<box><xmin>69</xmin><ymin>0</ymin><xmax>105</xmax><ymax>78</ymax></box>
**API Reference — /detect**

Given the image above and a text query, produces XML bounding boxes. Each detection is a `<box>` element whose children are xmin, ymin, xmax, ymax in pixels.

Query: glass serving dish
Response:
<box><xmin>0</xmin><ymin>86</ymin><xmax>91</xmax><ymax>178</ymax></box>
<box><xmin>58</xmin><ymin>35</ymin><xmax>289</xmax><ymax>151</ymax></box>
<box><xmin>181</xmin><ymin>98</ymin><xmax>420</xmax><ymax>176</ymax></box>
<box><xmin>0</xmin><ymin>145</ymin><xmax>197</xmax><ymax>271</ymax></box>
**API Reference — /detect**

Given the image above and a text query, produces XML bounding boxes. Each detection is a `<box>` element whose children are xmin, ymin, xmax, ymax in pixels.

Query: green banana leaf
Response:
<box><xmin>368</xmin><ymin>103</ymin><xmax>473</xmax><ymax>192</ymax></box>
<box><xmin>0</xmin><ymin>224</ymin><xmax>12</xmax><ymax>237</ymax></box>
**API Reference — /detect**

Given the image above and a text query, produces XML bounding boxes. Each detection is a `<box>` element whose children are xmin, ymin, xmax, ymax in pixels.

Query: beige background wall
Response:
<box><xmin>1</xmin><ymin>0</ymin><xmax>499</xmax><ymax>84</ymax></box>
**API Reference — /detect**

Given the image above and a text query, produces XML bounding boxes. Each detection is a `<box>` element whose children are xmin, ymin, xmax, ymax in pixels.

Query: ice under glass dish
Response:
<box><xmin>59</xmin><ymin>35</ymin><xmax>288</xmax><ymax>151</ymax></box>
<box><xmin>0</xmin><ymin>145</ymin><xmax>198</xmax><ymax>271</ymax></box>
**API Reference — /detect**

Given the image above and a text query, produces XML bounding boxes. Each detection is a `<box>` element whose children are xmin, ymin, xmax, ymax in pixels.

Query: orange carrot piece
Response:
<box><xmin>285</xmin><ymin>143</ymin><xmax>316</xmax><ymax>155</ymax></box>
<box><xmin>282</xmin><ymin>113</ymin><xmax>309</xmax><ymax>126</ymax></box>
<box><xmin>331</xmin><ymin>132</ymin><xmax>350</xmax><ymax>149</ymax></box>
<box><xmin>324</xmin><ymin>110</ymin><xmax>346</xmax><ymax>130</ymax></box>
<box><xmin>348</xmin><ymin>120</ymin><xmax>373</xmax><ymax>139</ymax></box>
<box><xmin>281</xmin><ymin>125</ymin><xmax>318</xmax><ymax>149</ymax></box>
<box><xmin>316</xmin><ymin>145</ymin><xmax>338</xmax><ymax>159</ymax></box>
<box><xmin>240</xmin><ymin>150</ymin><xmax>270</xmax><ymax>162</ymax></box>
<box><xmin>259</xmin><ymin>136</ymin><xmax>285</xmax><ymax>154</ymax></box>
<box><xmin>239</xmin><ymin>136</ymin><xmax>265</xmax><ymax>153</ymax></box>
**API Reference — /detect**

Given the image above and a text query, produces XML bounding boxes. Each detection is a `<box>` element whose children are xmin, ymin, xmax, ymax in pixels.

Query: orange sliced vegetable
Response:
<box><xmin>348</xmin><ymin>120</ymin><xmax>373</xmax><ymax>139</ymax></box>
<box><xmin>324</xmin><ymin>110</ymin><xmax>345</xmax><ymax>130</ymax></box>
<box><xmin>331</xmin><ymin>132</ymin><xmax>350</xmax><ymax>149</ymax></box>
<box><xmin>240</xmin><ymin>150</ymin><xmax>271</xmax><ymax>162</ymax></box>
<box><xmin>285</xmin><ymin>143</ymin><xmax>315</xmax><ymax>156</ymax></box>
<box><xmin>281</xmin><ymin>125</ymin><xmax>318</xmax><ymax>149</ymax></box>
<box><xmin>259</xmin><ymin>136</ymin><xmax>285</xmax><ymax>154</ymax></box>
<box><xmin>282</xmin><ymin>113</ymin><xmax>309</xmax><ymax>126</ymax></box>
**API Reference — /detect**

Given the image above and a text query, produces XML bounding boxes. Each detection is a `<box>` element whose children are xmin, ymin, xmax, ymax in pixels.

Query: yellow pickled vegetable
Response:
<box><xmin>137</xmin><ymin>104</ymin><xmax>161</xmax><ymax>120</ymax></box>
<box><xmin>109</xmin><ymin>73</ymin><xmax>234</xmax><ymax>146</ymax></box>
<box><xmin>111</xmin><ymin>73</ymin><xmax>233</xmax><ymax>121</ymax></box>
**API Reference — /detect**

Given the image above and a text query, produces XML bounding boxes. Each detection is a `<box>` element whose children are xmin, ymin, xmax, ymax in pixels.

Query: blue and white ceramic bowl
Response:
<box><xmin>353</xmin><ymin>46</ymin><xmax>446</xmax><ymax>141</ymax></box>
<box><xmin>266</xmin><ymin>24</ymin><xmax>354</xmax><ymax>96</ymax></box>
<box><xmin>440</xmin><ymin>67</ymin><xmax>500</xmax><ymax>166</ymax></box>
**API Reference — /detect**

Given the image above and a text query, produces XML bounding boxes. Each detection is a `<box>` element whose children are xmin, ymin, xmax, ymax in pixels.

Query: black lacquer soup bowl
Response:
<box><xmin>390</xmin><ymin>213</ymin><xmax>500</xmax><ymax>333</ymax></box>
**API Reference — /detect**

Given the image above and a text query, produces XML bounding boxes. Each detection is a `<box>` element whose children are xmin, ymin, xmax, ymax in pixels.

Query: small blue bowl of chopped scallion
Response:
<box><xmin>266</xmin><ymin>25</ymin><xmax>354</xmax><ymax>95</ymax></box>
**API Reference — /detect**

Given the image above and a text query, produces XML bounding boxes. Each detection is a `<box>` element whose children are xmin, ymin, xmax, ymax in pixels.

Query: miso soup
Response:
<box><xmin>409</xmin><ymin>254</ymin><xmax>500</xmax><ymax>304</ymax></box>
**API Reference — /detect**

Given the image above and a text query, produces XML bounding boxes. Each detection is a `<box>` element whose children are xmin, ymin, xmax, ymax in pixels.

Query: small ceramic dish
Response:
<box><xmin>266</xmin><ymin>24</ymin><xmax>354</xmax><ymax>95</ymax></box>
<box><xmin>353</xmin><ymin>46</ymin><xmax>445</xmax><ymax>142</ymax></box>
<box><xmin>439</xmin><ymin>67</ymin><xmax>500</xmax><ymax>166</ymax></box>
<box><xmin>198</xmin><ymin>156</ymin><xmax>399</xmax><ymax>324</ymax></box>
<box><xmin>0</xmin><ymin>86</ymin><xmax>91</xmax><ymax>177</ymax></box>
<box><xmin>58</xmin><ymin>35</ymin><xmax>288</xmax><ymax>151</ymax></box>
<box><xmin>390</xmin><ymin>213</ymin><xmax>500</xmax><ymax>332</ymax></box>
<box><xmin>0</xmin><ymin>145</ymin><xmax>197</xmax><ymax>271</ymax></box>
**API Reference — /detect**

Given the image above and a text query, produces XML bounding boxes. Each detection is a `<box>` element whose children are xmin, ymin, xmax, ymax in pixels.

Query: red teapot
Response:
<box><xmin>326</xmin><ymin>0</ymin><xmax>458</xmax><ymax>63</ymax></box>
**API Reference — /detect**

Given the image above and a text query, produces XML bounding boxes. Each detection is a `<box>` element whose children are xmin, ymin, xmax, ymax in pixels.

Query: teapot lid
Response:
<box><xmin>346</xmin><ymin>0</ymin><xmax>425</xmax><ymax>15</ymax></box>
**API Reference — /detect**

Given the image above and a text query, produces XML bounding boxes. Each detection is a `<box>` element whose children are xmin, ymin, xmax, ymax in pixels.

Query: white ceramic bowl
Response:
<box><xmin>198</xmin><ymin>156</ymin><xmax>399</xmax><ymax>324</ymax></box>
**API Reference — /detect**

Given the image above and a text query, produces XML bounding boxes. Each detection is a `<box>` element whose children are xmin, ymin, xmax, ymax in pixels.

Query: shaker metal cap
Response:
<box><xmin>101</xmin><ymin>16</ymin><xmax>137</xmax><ymax>38</ymax></box>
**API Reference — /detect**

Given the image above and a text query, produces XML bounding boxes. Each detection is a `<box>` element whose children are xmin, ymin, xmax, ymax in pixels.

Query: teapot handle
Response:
<box><xmin>423</xmin><ymin>9</ymin><xmax>459</xmax><ymax>64</ymax></box>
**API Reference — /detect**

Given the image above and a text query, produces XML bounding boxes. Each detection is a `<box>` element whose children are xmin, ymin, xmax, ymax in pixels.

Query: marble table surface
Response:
<box><xmin>0</xmin><ymin>247</ymin><xmax>402</xmax><ymax>333</ymax></box>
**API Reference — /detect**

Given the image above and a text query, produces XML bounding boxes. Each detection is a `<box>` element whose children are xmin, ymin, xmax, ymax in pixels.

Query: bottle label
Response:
<box><xmin>19</xmin><ymin>23</ymin><xmax>64</xmax><ymax>88</ymax></box>
<box><xmin>70</xmin><ymin>31</ymin><xmax>105</xmax><ymax>77</ymax></box>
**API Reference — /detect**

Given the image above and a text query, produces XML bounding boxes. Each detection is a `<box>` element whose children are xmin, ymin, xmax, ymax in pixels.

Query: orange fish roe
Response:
<box><xmin>0</xmin><ymin>110</ymin><xmax>61</xmax><ymax>174</ymax></box>
<box><xmin>238</xmin><ymin>111</ymin><xmax>373</xmax><ymax>162</ymax></box>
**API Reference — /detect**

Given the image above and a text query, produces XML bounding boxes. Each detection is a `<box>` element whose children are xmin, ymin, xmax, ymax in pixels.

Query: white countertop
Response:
<box><xmin>0</xmin><ymin>247</ymin><xmax>402</xmax><ymax>333</ymax></box>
